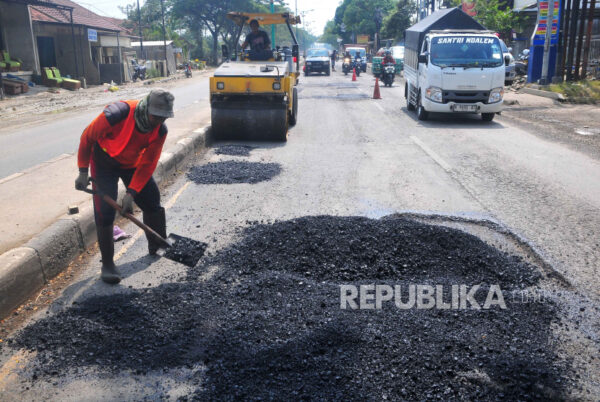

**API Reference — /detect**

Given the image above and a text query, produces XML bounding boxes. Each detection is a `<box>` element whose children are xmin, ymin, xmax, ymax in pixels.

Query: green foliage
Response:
<box><xmin>448</xmin><ymin>0</ymin><xmax>524</xmax><ymax>39</ymax></box>
<box><xmin>121</xmin><ymin>0</ymin><xmax>312</xmax><ymax>66</ymax></box>
<box><xmin>318</xmin><ymin>20</ymin><xmax>340</xmax><ymax>48</ymax></box>
<box><xmin>342</xmin><ymin>0</ymin><xmax>396</xmax><ymax>38</ymax></box>
<box><xmin>381</xmin><ymin>0</ymin><xmax>416</xmax><ymax>41</ymax></box>
<box><xmin>146</xmin><ymin>68</ymin><xmax>161</xmax><ymax>78</ymax></box>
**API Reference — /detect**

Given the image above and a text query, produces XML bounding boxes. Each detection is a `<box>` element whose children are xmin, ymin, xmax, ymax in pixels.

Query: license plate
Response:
<box><xmin>453</xmin><ymin>104</ymin><xmax>478</xmax><ymax>112</ymax></box>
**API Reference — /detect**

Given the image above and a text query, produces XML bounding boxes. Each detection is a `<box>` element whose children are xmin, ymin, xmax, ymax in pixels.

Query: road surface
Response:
<box><xmin>1</xmin><ymin>70</ymin><xmax>598</xmax><ymax>400</ymax></box>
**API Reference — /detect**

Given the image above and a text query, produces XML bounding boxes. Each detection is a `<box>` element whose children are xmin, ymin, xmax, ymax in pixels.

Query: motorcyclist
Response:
<box><xmin>382</xmin><ymin>50</ymin><xmax>395</xmax><ymax>65</ymax></box>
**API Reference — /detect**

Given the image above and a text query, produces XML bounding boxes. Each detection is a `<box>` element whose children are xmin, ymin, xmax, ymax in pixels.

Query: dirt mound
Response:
<box><xmin>187</xmin><ymin>161</ymin><xmax>281</xmax><ymax>184</ymax></box>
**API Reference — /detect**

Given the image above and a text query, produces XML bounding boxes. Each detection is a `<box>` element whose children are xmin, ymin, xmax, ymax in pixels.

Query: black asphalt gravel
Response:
<box><xmin>214</xmin><ymin>145</ymin><xmax>254</xmax><ymax>157</ymax></box>
<box><xmin>187</xmin><ymin>161</ymin><xmax>281</xmax><ymax>185</ymax></box>
<box><xmin>10</xmin><ymin>216</ymin><xmax>574</xmax><ymax>400</ymax></box>
<box><xmin>163</xmin><ymin>235</ymin><xmax>207</xmax><ymax>267</ymax></box>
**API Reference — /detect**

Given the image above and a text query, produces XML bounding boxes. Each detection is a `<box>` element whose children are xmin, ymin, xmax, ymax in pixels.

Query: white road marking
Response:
<box><xmin>374</xmin><ymin>102</ymin><xmax>384</xmax><ymax>112</ymax></box>
<box><xmin>410</xmin><ymin>136</ymin><xmax>452</xmax><ymax>173</ymax></box>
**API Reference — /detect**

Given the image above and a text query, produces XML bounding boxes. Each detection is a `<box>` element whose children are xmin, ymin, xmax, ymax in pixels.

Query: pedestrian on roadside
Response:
<box><xmin>75</xmin><ymin>89</ymin><xmax>175</xmax><ymax>284</ymax></box>
<box><xmin>331</xmin><ymin>49</ymin><xmax>337</xmax><ymax>71</ymax></box>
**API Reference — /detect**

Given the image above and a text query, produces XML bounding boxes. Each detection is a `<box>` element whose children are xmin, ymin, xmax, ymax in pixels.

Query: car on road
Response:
<box><xmin>499</xmin><ymin>39</ymin><xmax>516</xmax><ymax>85</ymax></box>
<box><xmin>304</xmin><ymin>48</ymin><xmax>331</xmax><ymax>76</ymax></box>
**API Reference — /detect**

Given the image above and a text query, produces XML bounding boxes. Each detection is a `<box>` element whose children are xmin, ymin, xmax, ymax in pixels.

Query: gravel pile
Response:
<box><xmin>187</xmin><ymin>161</ymin><xmax>281</xmax><ymax>185</ymax></box>
<box><xmin>11</xmin><ymin>216</ymin><xmax>572</xmax><ymax>400</ymax></box>
<box><xmin>214</xmin><ymin>145</ymin><xmax>254</xmax><ymax>157</ymax></box>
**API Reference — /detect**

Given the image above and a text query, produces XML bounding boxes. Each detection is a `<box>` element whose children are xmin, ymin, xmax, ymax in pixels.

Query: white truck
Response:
<box><xmin>404</xmin><ymin>9</ymin><xmax>510</xmax><ymax>122</ymax></box>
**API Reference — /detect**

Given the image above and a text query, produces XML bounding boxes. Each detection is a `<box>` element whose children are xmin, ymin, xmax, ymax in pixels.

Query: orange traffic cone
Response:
<box><xmin>352</xmin><ymin>68</ymin><xmax>357</xmax><ymax>81</ymax></box>
<box><xmin>373</xmin><ymin>77</ymin><xmax>382</xmax><ymax>99</ymax></box>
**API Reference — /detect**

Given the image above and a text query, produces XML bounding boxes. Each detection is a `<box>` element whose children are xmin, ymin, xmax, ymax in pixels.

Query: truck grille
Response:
<box><xmin>443</xmin><ymin>90</ymin><xmax>490</xmax><ymax>104</ymax></box>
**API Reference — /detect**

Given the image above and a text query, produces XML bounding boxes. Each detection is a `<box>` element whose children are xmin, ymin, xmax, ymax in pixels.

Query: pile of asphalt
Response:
<box><xmin>11</xmin><ymin>216</ymin><xmax>572</xmax><ymax>400</ymax></box>
<box><xmin>187</xmin><ymin>161</ymin><xmax>281</xmax><ymax>185</ymax></box>
<box><xmin>214</xmin><ymin>144</ymin><xmax>254</xmax><ymax>157</ymax></box>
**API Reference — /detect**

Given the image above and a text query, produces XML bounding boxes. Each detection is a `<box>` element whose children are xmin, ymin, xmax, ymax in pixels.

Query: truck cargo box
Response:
<box><xmin>405</xmin><ymin>8</ymin><xmax>485</xmax><ymax>71</ymax></box>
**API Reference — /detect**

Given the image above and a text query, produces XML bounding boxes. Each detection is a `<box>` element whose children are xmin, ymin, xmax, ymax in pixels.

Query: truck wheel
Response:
<box><xmin>481</xmin><ymin>113</ymin><xmax>495</xmax><ymax>122</ymax></box>
<box><xmin>289</xmin><ymin>87</ymin><xmax>298</xmax><ymax>126</ymax></box>
<box><xmin>406</xmin><ymin>84</ymin><xmax>415</xmax><ymax>111</ymax></box>
<box><xmin>326</xmin><ymin>69</ymin><xmax>330</xmax><ymax>76</ymax></box>
<box><xmin>417</xmin><ymin>94</ymin><xmax>428</xmax><ymax>121</ymax></box>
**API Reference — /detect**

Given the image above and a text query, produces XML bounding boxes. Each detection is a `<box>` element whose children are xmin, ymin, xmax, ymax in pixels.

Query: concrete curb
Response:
<box><xmin>0</xmin><ymin>126</ymin><xmax>210</xmax><ymax>320</ymax></box>
<box><xmin>519</xmin><ymin>87</ymin><xmax>565</xmax><ymax>101</ymax></box>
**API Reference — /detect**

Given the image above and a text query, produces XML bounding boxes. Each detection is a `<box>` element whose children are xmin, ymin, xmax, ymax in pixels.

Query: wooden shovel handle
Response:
<box><xmin>81</xmin><ymin>183</ymin><xmax>171</xmax><ymax>248</ymax></box>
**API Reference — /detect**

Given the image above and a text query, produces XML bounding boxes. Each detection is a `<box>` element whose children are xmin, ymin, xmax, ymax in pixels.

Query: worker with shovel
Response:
<box><xmin>75</xmin><ymin>89</ymin><xmax>175</xmax><ymax>284</ymax></box>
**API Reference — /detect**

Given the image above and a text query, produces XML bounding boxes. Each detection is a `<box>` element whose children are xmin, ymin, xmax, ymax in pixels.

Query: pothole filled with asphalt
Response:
<box><xmin>187</xmin><ymin>161</ymin><xmax>281</xmax><ymax>184</ymax></box>
<box><xmin>214</xmin><ymin>144</ymin><xmax>254</xmax><ymax>157</ymax></box>
<box><xmin>8</xmin><ymin>216</ymin><xmax>583</xmax><ymax>400</ymax></box>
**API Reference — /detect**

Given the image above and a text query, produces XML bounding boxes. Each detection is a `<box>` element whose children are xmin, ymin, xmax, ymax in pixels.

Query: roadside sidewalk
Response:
<box><xmin>0</xmin><ymin>97</ymin><xmax>211</xmax><ymax>319</ymax></box>
<box><xmin>500</xmin><ymin>91</ymin><xmax>600</xmax><ymax>159</ymax></box>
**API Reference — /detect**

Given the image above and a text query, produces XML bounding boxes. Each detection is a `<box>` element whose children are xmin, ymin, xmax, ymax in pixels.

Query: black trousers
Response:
<box><xmin>90</xmin><ymin>152</ymin><xmax>161</xmax><ymax>227</ymax></box>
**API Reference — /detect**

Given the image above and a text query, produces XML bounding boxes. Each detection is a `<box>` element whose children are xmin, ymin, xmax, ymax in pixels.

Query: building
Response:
<box><xmin>29</xmin><ymin>0</ymin><xmax>134</xmax><ymax>85</ymax></box>
<box><xmin>132</xmin><ymin>40</ymin><xmax>176</xmax><ymax>77</ymax></box>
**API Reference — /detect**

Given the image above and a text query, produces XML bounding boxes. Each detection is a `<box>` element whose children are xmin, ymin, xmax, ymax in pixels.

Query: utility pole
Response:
<box><xmin>271</xmin><ymin>0</ymin><xmax>275</xmax><ymax>47</ymax></box>
<box><xmin>136</xmin><ymin>0</ymin><xmax>144</xmax><ymax>59</ymax></box>
<box><xmin>540</xmin><ymin>0</ymin><xmax>554</xmax><ymax>84</ymax></box>
<box><xmin>581</xmin><ymin>0</ymin><xmax>596</xmax><ymax>78</ymax></box>
<box><xmin>160</xmin><ymin>0</ymin><xmax>169</xmax><ymax>76</ymax></box>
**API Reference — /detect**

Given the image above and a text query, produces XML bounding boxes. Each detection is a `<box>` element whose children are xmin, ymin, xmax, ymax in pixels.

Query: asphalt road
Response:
<box><xmin>1</xmin><ymin>70</ymin><xmax>599</xmax><ymax>399</ymax></box>
<box><xmin>0</xmin><ymin>77</ymin><xmax>211</xmax><ymax>180</ymax></box>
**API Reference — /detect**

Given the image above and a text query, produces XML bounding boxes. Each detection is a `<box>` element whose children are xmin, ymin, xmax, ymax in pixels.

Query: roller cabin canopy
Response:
<box><xmin>226</xmin><ymin>12</ymin><xmax>301</xmax><ymax>27</ymax></box>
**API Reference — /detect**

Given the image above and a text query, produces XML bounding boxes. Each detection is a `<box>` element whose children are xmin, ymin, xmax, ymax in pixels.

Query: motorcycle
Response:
<box><xmin>131</xmin><ymin>59</ymin><xmax>146</xmax><ymax>82</ymax></box>
<box><xmin>382</xmin><ymin>63</ymin><xmax>395</xmax><ymax>87</ymax></box>
<box><xmin>515</xmin><ymin>49</ymin><xmax>529</xmax><ymax>76</ymax></box>
<box><xmin>184</xmin><ymin>62</ymin><xmax>192</xmax><ymax>78</ymax></box>
<box><xmin>342</xmin><ymin>57</ymin><xmax>351</xmax><ymax>75</ymax></box>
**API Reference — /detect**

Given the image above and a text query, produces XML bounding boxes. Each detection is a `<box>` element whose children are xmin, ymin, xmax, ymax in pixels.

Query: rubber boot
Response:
<box><xmin>143</xmin><ymin>207</ymin><xmax>166</xmax><ymax>255</ymax></box>
<box><xmin>97</xmin><ymin>224</ymin><xmax>121</xmax><ymax>284</ymax></box>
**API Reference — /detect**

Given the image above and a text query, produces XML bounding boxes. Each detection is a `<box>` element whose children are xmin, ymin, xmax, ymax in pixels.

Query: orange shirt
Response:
<box><xmin>78</xmin><ymin>101</ymin><xmax>166</xmax><ymax>193</ymax></box>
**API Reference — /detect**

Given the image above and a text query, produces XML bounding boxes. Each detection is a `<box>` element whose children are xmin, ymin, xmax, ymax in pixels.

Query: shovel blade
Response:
<box><xmin>158</xmin><ymin>233</ymin><xmax>207</xmax><ymax>267</ymax></box>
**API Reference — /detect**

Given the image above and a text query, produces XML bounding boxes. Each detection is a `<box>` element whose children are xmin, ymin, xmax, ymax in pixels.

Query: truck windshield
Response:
<box><xmin>430</xmin><ymin>36</ymin><xmax>503</xmax><ymax>68</ymax></box>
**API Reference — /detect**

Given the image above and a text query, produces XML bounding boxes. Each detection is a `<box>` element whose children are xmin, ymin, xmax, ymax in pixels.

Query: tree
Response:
<box><xmin>449</xmin><ymin>0</ymin><xmax>524</xmax><ymax>40</ymax></box>
<box><xmin>319</xmin><ymin>20</ymin><xmax>340</xmax><ymax>48</ymax></box>
<box><xmin>342</xmin><ymin>0</ymin><xmax>396</xmax><ymax>40</ymax></box>
<box><xmin>381</xmin><ymin>0</ymin><xmax>416</xmax><ymax>41</ymax></box>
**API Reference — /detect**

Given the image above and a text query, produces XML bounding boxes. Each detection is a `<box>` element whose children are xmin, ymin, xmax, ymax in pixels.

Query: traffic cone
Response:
<box><xmin>373</xmin><ymin>77</ymin><xmax>382</xmax><ymax>99</ymax></box>
<box><xmin>352</xmin><ymin>68</ymin><xmax>357</xmax><ymax>81</ymax></box>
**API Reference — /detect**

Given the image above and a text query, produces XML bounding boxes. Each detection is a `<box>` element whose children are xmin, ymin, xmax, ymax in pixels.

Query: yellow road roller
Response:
<box><xmin>210</xmin><ymin>12</ymin><xmax>301</xmax><ymax>142</ymax></box>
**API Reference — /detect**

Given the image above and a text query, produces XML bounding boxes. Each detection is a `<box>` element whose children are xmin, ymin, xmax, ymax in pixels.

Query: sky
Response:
<box><xmin>73</xmin><ymin>0</ymin><xmax>341</xmax><ymax>36</ymax></box>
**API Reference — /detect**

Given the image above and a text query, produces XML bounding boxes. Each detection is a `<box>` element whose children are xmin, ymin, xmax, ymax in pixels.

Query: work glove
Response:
<box><xmin>120</xmin><ymin>192</ymin><xmax>135</xmax><ymax>216</ymax></box>
<box><xmin>75</xmin><ymin>171</ymin><xmax>89</xmax><ymax>191</ymax></box>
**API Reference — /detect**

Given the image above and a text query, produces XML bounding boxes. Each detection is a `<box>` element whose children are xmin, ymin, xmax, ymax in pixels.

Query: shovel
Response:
<box><xmin>80</xmin><ymin>179</ymin><xmax>207</xmax><ymax>267</ymax></box>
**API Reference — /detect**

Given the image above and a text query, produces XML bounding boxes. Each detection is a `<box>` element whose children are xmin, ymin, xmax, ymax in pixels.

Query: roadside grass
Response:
<box><xmin>546</xmin><ymin>80</ymin><xmax>600</xmax><ymax>103</ymax></box>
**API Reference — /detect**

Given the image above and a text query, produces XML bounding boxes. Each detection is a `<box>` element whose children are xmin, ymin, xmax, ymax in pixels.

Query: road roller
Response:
<box><xmin>210</xmin><ymin>12</ymin><xmax>301</xmax><ymax>142</ymax></box>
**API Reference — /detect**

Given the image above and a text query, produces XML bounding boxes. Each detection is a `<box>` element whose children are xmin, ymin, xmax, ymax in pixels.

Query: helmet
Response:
<box><xmin>385</xmin><ymin>50</ymin><xmax>392</xmax><ymax>56</ymax></box>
